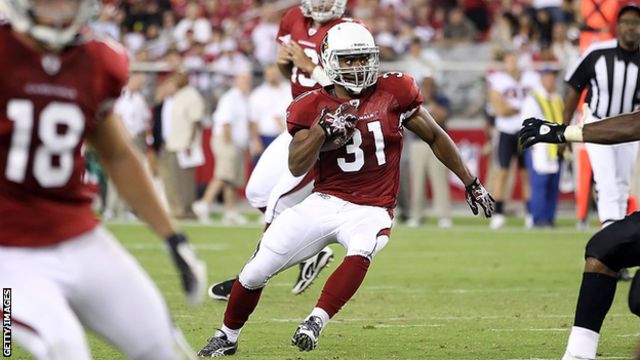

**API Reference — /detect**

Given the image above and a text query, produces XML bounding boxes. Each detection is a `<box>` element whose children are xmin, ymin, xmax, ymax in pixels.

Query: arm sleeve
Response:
<box><xmin>286</xmin><ymin>93</ymin><xmax>317</xmax><ymax>135</ymax></box>
<box><xmin>395</xmin><ymin>73</ymin><xmax>425</xmax><ymax>115</ymax></box>
<box><xmin>276</xmin><ymin>8</ymin><xmax>294</xmax><ymax>44</ymax></box>
<box><xmin>95</xmin><ymin>39</ymin><xmax>129</xmax><ymax>125</ymax></box>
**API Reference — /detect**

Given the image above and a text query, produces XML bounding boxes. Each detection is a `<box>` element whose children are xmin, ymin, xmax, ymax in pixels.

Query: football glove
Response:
<box><xmin>519</xmin><ymin>118</ymin><xmax>567</xmax><ymax>149</ymax></box>
<box><xmin>465</xmin><ymin>178</ymin><xmax>495</xmax><ymax>218</ymax></box>
<box><xmin>166</xmin><ymin>233</ymin><xmax>207</xmax><ymax>306</ymax></box>
<box><xmin>318</xmin><ymin>102</ymin><xmax>359</xmax><ymax>146</ymax></box>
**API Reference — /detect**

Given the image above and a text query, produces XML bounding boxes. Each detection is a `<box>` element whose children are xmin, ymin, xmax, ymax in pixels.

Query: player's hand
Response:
<box><xmin>166</xmin><ymin>233</ymin><xmax>207</xmax><ymax>306</ymax></box>
<box><xmin>465</xmin><ymin>178</ymin><xmax>495</xmax><ymax>217</ymax></box>
<box><xmin>277</xmin><ymin>45</ymin><xmax>292</xmax><ymax>65</ymax></box>
<box><xmin>318</xmin><ymin>102</ymin><xmax>359</xmax><ymax>146</ymax></box>
<box><xmin>286</xmin><ymin>41</ymin><xmax>316</xmax><ymax>74</ymax></box>
<box><xmin>519</xmin><ymin>118</ymin><xmax>567</xmax><ymax>148</ymax></box>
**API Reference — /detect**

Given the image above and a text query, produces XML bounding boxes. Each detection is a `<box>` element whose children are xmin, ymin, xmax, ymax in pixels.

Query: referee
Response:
<box><xmin>563</xmin><ymin>3</ymin><xmax>640</xmax><ymax>227</ymax></box>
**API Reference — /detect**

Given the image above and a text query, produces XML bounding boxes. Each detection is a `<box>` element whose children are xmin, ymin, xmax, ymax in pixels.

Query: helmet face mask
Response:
<box><xmin>2</xmin><ymin>0</ymin><xmax>100</xmax><ymax>50</ymax></box>
<box><xmin>300</xmin><ymin>0</ymin><xmax>346</xmax><ymax>23</ymax></box>
<box><xmin>321</xmin><ymin>23</ymin><xmax>380</xmax><ymax>95</ymax></box>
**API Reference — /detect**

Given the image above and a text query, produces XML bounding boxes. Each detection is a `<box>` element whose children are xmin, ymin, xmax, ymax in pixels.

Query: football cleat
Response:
<box><xmin>208</xmin><ymin>278</ymin><xmax>236</xmax><ymax>301</ymax></box>
<box><xmin>291</xmin><ymin>316</ymin><xmax>323</xmax><ymax>352</ymax></box>
<box><xmin>291</xmin><ymin>247</ymin><xmax>334</xmax><ymax>295</ymax></box>
<box><xmin>197</xmin><ymin>330</ymin><xmax>238</xmax><ymax>357</ymax></box>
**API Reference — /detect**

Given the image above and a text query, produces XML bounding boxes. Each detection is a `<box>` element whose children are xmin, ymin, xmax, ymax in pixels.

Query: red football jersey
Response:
<box><xmin>287</xmin><ymin>72</ymin><xmax>424</xmax><ymax>209</ymax></box>
<box><xmin>276</xmin><ymin>6</ymin><xmax>355</xmax><ymax>98</ymax></box>
<box><xmin>0</xmin><ymin>25</ymin><xmax>128</xmax><ymax>247</ymax></box>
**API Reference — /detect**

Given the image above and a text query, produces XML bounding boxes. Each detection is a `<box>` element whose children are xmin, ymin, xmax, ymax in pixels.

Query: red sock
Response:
<box><xmin>223</xmin><ymin>281</ymin><xmax>263</xmax><ymax>330</ymax></box>
<box><xmin>316</xmin><ymin>255</ymin><xmax>370</xmax><ymax>318</ymax></box>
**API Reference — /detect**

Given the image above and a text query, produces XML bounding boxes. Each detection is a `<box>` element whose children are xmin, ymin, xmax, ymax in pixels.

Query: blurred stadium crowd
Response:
<box><xmin>77</xmin><ymin>0</ymin><xmax>613</xmax><ymax>227</ymax></box>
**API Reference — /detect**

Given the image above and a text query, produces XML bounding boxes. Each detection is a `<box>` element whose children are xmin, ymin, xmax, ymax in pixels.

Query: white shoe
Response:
<box><xmin>406</xmin><ymin>218</ymin><xmax>420</xmax><ymax>228</ymax></box>
<box><xmin>222</xmin><ymin>212</ymin><xmax>248</xmax><ymax>225</ymax></box>
<box><xmin>490</xmin><ymin>214</ymin><xmax>505</xmax><ymax>230</ymax></box>
<box><xmin>562</xmin><ymin>352</ymin><xmax>594</xmax><ymax>360</ymax></box>
<box><xmin>192</xmin><ymin>201</ymin><xmax>210</xmax><ymax>223</ymax></box>
<box><xmin>438</xmin><ymin>218</ymin><xmax>452</xmax><ymax>228</ymax></box>
<box><xmin>524</xmin><ymin>214</ymin><xmax>533</xmax><ymax>229</ymax></box>
<box><xmin>291</xmin><ymin>247</ymin><xmax>334</xmax><ymax>295</ymax></box>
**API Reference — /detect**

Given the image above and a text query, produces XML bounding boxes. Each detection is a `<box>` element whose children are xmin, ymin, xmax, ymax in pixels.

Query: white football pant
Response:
<box><xmin>586</xmin><ymin>141</ymin><xmax>639</xmax><ymax>223</ymax></box>
<box><xmin>0</xmin><ymin>226</ymin><xmax>192</xmax><ymax>360</ymax></box>
<box><xmin>244</xmin><ymin>131</ymin><xmax>314</xmax><ymax>224</ymax></box>
<box><xmin>238</xmin><ymin>193</ymin><xmax>392</xmax><ymax>289</ymax></box>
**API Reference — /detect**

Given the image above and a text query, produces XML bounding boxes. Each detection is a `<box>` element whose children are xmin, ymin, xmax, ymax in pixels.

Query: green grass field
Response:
<box><xmin>10</xmin><ymin>217</ymin><xmax>640</xmax><ymax>359</ymax></box>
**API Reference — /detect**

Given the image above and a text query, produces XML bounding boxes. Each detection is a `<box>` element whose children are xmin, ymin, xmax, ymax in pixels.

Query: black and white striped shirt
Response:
<box><xmin>565</xmin><ymin>39</ymin><xmax>640</xmax><ymax>119</ymax></box>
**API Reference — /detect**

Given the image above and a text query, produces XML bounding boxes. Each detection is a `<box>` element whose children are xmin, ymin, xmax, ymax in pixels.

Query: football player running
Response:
<box><xmin>0</xmin><ymin>1</ymin><xmax>207</xmax><ymax>359</ymax></box>
<box><xmin>197</xmin><ymin>22</ymin><xmax>494</xmax><ymax>357</ymax></box>
<box><xmin>208</xmin><ymin>0</ymin><xmax>353</xmax><ymax>300</ymax></box>
<box><xmin>521</xmin><ymin>105</ymin><xmax>640</xmax><ymax>360</ymax></box>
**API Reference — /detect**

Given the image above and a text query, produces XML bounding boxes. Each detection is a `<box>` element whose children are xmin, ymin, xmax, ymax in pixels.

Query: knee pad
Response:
<box><xmin>629</xmin><ymin>271</ymin><xmax>640</xmax><ymax>317</ymax></box>
<box><xmin>238</xmin><ymin>258</ymin><xmax>271</xmax><ymax>290</ymax></box>
<box><xmin>244</xmin><ymin>181</ymin><xmax>267</xmax><ymax>210</ymax></box>
<box><xmin>346</xmin><ymin>235</ymin><xmax>389</xmax><ymax>260</ymax></box>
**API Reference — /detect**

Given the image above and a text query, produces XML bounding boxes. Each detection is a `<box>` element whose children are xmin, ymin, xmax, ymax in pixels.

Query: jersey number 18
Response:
<box><xmin>6</xmin><ymin>99</ymin><xmax>85</xmax><ymax>188</ymax></box>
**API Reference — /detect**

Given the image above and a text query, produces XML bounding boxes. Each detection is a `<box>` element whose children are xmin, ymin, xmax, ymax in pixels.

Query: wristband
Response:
<box><xmin>563</xmin><ymin>124</ymin><xmax>584</xmax><ymax>142</ymax></box>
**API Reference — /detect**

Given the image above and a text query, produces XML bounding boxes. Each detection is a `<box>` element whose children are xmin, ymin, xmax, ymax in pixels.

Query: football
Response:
<box><xmin>320</xmin><ymin>136</ymin><xmax>348</xmax><ymax>152</ymax></box>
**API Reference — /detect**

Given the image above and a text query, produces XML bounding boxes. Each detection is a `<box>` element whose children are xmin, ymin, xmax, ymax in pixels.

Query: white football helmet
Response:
<box><xmin>0</xmin><ymin>0</ymin><xmax>100</xmax><ymax>50</ymax></box>
<box><xmin>300</xmin><ymin>0</ymin><xmax>346</xmax><ymax>23</ymax></box>
<box><xmin>320</xmin><ymin>22</ymin><xmax>379</xmax><ymax>94</ymax></box>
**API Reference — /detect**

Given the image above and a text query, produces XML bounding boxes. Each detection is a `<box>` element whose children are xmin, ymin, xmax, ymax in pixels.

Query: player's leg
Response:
<box><xmin>292</xmin><ymin>203</ymin><xmax>393</xmax><ymax>352</ymax></box>
<box><xmin>408</xmin><ymin>141</ymin><xmax>428</xmax><ymax>227</ymax></box>
<box><xmin>66</xmin><ymin>227</ymin><xmax>190</xmax><ymax>360</ymax></box>
<box><xmin>524</xmin><ymin>151</ymin><xmax>546</xmax><ymax>227</ymax></box>
<box><xmin>614</xmin><ymin>142</ymin><xmax>640</xmax><ymax>221</ymax></box>
<box><xmin>245</xmin><ymin>132</ymin><xmax>291</xmax><ymax>212</ymax></box>
<box><xmin>199</xmin><ymin>193</ymin><xmax>341</xmax><ymax>356</ymax></box>
<box><xmin>263</xmin><ymin>165</ymin><xmax>334</xmax><ymax>295</ymax></box>
<box><xmin>563</xmin><ymin>212</ymin><xmax>640</xmax><ymax>360</ymax></box>
<box><xmin>491</xmin><ymin>132</ymin><xmax>515</xmax><ymax>229</ymax></box>
<box><xmin>545</xmin><ymin>169</ymin><xmax>562</xmax><ymax>226</ymax></box>
<box><xmin>518</xmin><ymin>153</ymin><xmax>533</xmax><ymax>228</ymax></box>
<box><xmin>0</xmin><ymin>246</ymin><xmax>92</xmax><ymax>360</ymax></box>
<box><xmin>426</xmin><ymin>144</ymin><xmax>452</xmax><ymax>228</ymax></box>
<box><xmin>265</xmin><ymin>171</ymin><xmax>330</xmax><ymax>295</ymax></box>
<box><xmin>586</xmin><ymin>142</ymin><xmax>623</xmax><ymax>224</ymax></box>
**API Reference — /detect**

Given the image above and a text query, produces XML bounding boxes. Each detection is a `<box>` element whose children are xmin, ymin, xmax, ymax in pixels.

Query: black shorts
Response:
<box><xmin>586</xmin><ymin>212</ymin><xmax>640</xmax><ymax>271</ymax></box>
<box><xmin>496</xmin><ymin>132</ymin><xmax>525</xmax><ymax>169</ymax></box>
